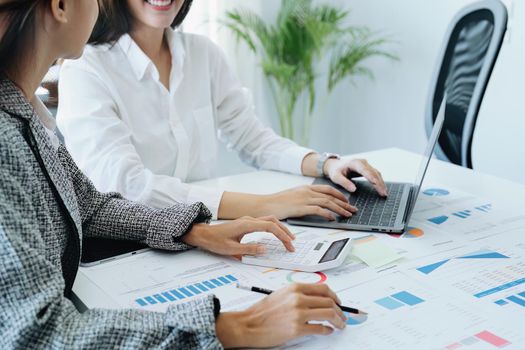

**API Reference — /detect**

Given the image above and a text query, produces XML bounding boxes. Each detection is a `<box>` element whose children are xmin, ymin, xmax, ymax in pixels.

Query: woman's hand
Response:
<box><xmin>216</xmin><ymin>283</ymin><xmax>346</xmax><ymax>349</ymax></box>
<box><xmin>182</xmin><ymin>216</ymin><xmax>295</xmax><ymax>256</ymax></box>
<box><xmin>324</xmin><ymin>158</ymin><xmax>388</xmax><ymax>197</ymax></box>
<box><xmin>264</xmin><ymin>185</ymin><xmax>357</xmax><ymax>221</ymax></box>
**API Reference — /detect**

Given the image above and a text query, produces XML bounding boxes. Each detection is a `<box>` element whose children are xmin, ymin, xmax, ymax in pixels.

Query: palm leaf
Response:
<box><xmin>222</xmin><ymin>1</ymin><xmax>397</xmax><ymax>143</ymax></box>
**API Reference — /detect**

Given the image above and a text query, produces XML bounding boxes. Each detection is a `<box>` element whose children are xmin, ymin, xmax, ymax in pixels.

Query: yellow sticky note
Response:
<box><xmin>351</xmin><ymin>239</ymin><xmax>403</xmax><ymax>268</ymax></box>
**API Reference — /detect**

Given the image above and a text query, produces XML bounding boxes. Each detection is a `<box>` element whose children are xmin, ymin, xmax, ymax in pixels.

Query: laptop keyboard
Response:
<box><xmin>339</xmin><ymin>182</ymin><xmax>405</xmax><ymax>227</ymax></box>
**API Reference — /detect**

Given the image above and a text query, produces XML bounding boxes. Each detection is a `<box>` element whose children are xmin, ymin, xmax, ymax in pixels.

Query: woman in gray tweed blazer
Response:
<box><xmin>0</xmin><ymin>1</ymin><xmax>347</xmax><ymax>349</ymax></box>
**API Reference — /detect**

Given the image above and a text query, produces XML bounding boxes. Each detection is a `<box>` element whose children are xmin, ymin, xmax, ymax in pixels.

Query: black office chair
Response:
<box><xmin>425</xmin><ymin>0</ymin><xmax>507</xmax><ymax>168</ymax></box>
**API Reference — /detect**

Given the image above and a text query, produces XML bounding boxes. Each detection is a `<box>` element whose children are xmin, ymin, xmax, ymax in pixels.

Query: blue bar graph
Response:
<box><xmin>475</xmin><ymin>204</ymin><xmax>492</xmax><ymax>213</ymax></box>
<box><xmin>218</xmin><ymin>276</ymin><xmax>231</xmax><ymax>284</ymax></box>
<box><xmin>203</xmin><ymin>281</ymin><xmax>216</xmax><ymax>289</ymax></box>
<box><xmin>453</xmin><ymin>210</ymin><xmax>471</xmax><ymax>219</ymax></box>
<box><xmin>179</xmin><ymin>287</ymin><xmax>193</xmax><ymax>297</ymax></box>
<box><xmin>519</xmin><ymin>291</ymin><xmax>525</xmax><ymax>298</ymax></box>
<box><xmin>170</xmin><ymin>289</ymin><xmax>186</xmax><ymax>299</ymax></box>
<box><xmin>507</xmin><ymin>295</ymin><xmax>525</xmax><ymax>308</ymax></box>
<box><xmin>375</xmin><ymin>297</ymin><xmax>404</xmax><ymax>310</ymax></box>
<box><xmin>153</xmin><ymin>294</ymin><xmax>167</xmax><ymax>303</ymax></box>
<box><xmin>136</xmin><ymin>298</ymin><xmax>147</xmax><ymax>306</ymax></box>
<box><xmin>495</xmin><ymin>299</ymin><xmax>508</xmax><ymax>306</ymax></box>
<box><xmin>226</xmin><ymin>275</ymin><xmax>238</xmax><ymax>282</ymax></box>
<box><xmin>162</xmin><ymin>292</ymin><xmax>175</xmax><ymax>301</ymax></box>
<box><xmin>136</xmin><ymin>275</ymin><xmax>239</xmax><ymax>307</ymax></box>
<box><xmin>145</xmin><ymin>296</ymin><xmax>157</xmax><ymax>305</ymax></box>
<box><xmin>374</xmin><ymin>291</ymin><xmax>425</xmax><ymax>311</ymax></box>
<box><xmin>195</xmin><ymin>283</ymin><xmax>208</xmax><ymax>292</ymax></box>
<box><xmin>391</xmin><ymin>291</ymin><xmax>425</xmax><ymax>306</ymax></box>
<box><xmin>187</xmin><ymin>285</ymin><xmax>202</xmax><ymax>295</ymax></box>
<box><xmin>211</xmin><ymin>279</ymin><xmax>223</xmax><ymax>287</ymax></box>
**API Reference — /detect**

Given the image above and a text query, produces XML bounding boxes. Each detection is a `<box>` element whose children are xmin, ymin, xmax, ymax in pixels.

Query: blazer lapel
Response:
<box><xmin>0</xmin><ymin>80</ymin><xmax>83</xmax><ymax>236</ymax></box>
<box><xmin>27</xmin><ymin>118</ymin><xmax>83</xmax><ymax>235</ymax></box>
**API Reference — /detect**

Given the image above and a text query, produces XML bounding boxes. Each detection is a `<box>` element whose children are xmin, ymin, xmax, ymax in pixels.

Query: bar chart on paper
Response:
<box><xmin>80</xmin><ymin>249</ymin><xmax>264</xmax><ymax>312</ymax></box>
<box><xmin>374</xmin><ymin>290</ymin><xmax>425</xmax><ymax>310</ymax></box>
<box><xmin>442</xmin><ymin>330</ymin><xmax>512</xmax><ymax>349</ymax></box>
<box><xmin>493</xmin><ymin>289</ymin><xmax>525</xmax><ymax>309</ymax></box>
<box><xmin>135</xmin><ymin>274</ymin><xmax>238</xmax><ymax>307</ymax></box>
<box><xmin>426</xmin><ymin>204</ymin><xmax>492</xmax><ymax>226</ymax></box>
<box><xmin>410</xmin><ymin>185</ymin><xmax>514</xmax><ymax>241</ymax></box>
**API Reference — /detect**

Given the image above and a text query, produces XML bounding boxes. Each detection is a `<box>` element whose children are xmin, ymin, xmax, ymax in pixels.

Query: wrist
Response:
<box><xmin>216</xmin><ymin>311</ymin><xmax>250</xmax><ymax>349</ymax></box>
<box><xmin>218</xmin><ymin>192</ymin><xmax>272</xmax><ymax>219</ymax></box>
<box><xmin>256</xmin><ymin>193</ymin><xmax>275</xmax><ymax>217</ymax></box>
<box><xmin>181</xmin><ymin>223</ymin><xmax>209</xmax><ymax>248</ymax></box>
<box><xmin>323</xmin><ymin>158</ymin><xmax>338</xmax><ymax>177</ymax></box>
<box><xmin>300</xmin><ymin>152</ymin><xmax>320</xmax><ymax>177</ymax></box>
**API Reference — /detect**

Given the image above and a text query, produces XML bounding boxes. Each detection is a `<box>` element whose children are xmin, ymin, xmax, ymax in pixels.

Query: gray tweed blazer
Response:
<box><xmin>0</xmin><ymin>79</ymin><xmax>223</xmax><ymax>349</ymax></box>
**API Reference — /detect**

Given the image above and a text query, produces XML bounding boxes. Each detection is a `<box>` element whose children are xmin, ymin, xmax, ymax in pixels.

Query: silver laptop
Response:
<box><xmin>288</xmin><ymin>96</ymin><xmax>446</xmax><ymax>234</ymax></box>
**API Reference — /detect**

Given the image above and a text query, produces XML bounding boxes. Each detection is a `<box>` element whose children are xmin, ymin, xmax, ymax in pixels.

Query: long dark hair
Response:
<box><xmin>0</xmin><ymin>0</ymin><xmax>49</xmax><ymax>78</ymax></box>
<box><xmin>89</xmin><ymin>0</ymin><xmax>193</xmax><ymax>45</ymax></box>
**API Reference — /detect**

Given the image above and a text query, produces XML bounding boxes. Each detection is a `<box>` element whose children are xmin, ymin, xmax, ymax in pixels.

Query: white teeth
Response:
<box><xmin>146</xmin><ymin>0</ymin><xmax>172</xmax><ymax>7</ymax></box>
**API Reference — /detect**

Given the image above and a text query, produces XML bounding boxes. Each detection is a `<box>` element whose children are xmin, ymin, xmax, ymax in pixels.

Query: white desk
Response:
<box><xmin>72</xmin><ymin>148</ymin><xmax>525</xmax><ymax>348</ymax></box>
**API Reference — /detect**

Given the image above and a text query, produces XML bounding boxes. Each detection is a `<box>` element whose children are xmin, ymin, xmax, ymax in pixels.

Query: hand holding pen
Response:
<box><xmin>237</xmin><ymin>283</ymin><xmax>368</xmax><ymax>315</ymax></box>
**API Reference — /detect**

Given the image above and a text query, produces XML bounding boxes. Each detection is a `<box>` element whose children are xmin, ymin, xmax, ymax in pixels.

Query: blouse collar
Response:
<box><xmin>117</xmin><ymin>28</ymin><xmax>186</xmax><ymax>85</ymax></box>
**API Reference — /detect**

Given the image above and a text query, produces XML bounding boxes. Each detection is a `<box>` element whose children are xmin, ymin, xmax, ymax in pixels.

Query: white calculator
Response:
<box><xmin>242</xmin><ymin>237</ymin><xmax>352</xmax><ymax>272</ymax></box>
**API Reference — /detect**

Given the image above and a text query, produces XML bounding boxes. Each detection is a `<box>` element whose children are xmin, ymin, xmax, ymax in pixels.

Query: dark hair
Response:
<box><xmin>89</xmin><ymin>0</ymin><xmax>193</xmax><ymax>45</ymax></box>
<box><xmin>0</xmin><ymin>0</ymin><xmax>49</xmax><ymax>78</ymax></box>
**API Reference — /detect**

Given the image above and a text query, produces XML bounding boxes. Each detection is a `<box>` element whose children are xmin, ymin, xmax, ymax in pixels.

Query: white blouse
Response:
<box><xmin>57</xmin><ymin>30</ymin><xmax>313</xmax><ymax>218</ymax></box>
<box><xmin>32</xmin><ymin>97</ymin><xmax>60</xmax><ymax>151</ymax></box>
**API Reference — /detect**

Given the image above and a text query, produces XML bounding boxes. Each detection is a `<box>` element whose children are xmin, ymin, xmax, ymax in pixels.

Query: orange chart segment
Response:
<box><xmin>389</xmin><ymin>227</ymin><xmax>424</xmax><ymax>239</ymax></box>
<box><xmin>404</xmin><ymin>227</ymin><xmax>425</xmax><ymax>238</ymax></box>
<box><xmin>286</xmin><ymin>271</ymin><xmax>327</xmax><ymax>284</ymax></box>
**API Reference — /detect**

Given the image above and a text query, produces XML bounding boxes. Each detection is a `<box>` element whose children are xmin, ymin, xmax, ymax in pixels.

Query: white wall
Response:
<box><xmin>186</xmin><ymin>0</ymin><xmax>525</xmax><ymax>184</ymax></box>
<box><xmin>471</xmin><ymin>0</ymin><xmax>525</xmax><ymax>184</ymax></box>
<box><xmin>326</xmin><ymin>0</ymin><xmax>525</xmax><ymax>185</ymax></box>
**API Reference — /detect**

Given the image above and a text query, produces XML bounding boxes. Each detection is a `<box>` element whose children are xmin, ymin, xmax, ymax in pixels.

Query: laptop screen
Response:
<box><xmin>404</xmin><ymin>96</ymin><xmax>447</xmax><ymax>223</ymax></box>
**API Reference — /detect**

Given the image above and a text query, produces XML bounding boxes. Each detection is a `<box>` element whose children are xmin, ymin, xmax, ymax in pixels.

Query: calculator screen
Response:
<box><xmin>319</xmin><ymin>239</ymin><xmax>349</xmax><ymax>263</ymax></box>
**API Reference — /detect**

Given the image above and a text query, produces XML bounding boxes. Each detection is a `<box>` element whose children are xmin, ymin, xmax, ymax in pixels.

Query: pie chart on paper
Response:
<box><xmin>286</xmin><ymin>271</ymin><xmax>327</xmax><ymax>284</ymax></box>
<box><xmin>344</xmin><ymin>311</ymin><xmax>368</xmax><ymax>326</ymax></box>
<box><xmin>403</xmin><ymin>227</ymin><xmax>424</xmax><ymax>238</ymax></box>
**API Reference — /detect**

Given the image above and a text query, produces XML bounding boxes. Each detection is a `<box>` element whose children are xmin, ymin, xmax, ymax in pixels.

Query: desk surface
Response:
<box><xmin>73</xmin><ymin>148</ymin><xmax>525</xmax><ymax>348</ymax></box>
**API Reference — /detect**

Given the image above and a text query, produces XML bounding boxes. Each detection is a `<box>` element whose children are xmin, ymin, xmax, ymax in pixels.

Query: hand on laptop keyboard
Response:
<box><xmin>323</xmin><ymin>158</ymin><xmax>388</xmax><ymax>197</ymax></box>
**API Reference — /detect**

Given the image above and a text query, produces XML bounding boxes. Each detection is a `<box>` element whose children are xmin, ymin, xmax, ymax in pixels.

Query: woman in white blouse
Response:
<box><xmin>57</xmin><ymin>0</ymin><xmax>387</xmax><ymax>221</ymax></box>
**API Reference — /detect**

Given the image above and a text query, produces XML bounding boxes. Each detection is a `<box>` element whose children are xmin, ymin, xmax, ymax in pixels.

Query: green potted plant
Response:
<box><xmin>223</xmin><ymin>0</ymin><xmax>396</xmax><ymax>145</ymax></box>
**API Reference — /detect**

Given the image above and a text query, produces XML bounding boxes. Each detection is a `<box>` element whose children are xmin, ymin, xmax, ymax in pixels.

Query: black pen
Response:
<box><xmin>236</xmin><ymin>283</ymin><xmax>367</xmax><ymax>315</ymax></box>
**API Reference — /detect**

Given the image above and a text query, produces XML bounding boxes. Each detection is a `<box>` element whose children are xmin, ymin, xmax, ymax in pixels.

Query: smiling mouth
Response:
<box><xmin>144</xmin><ymin>0</ymin><xmax>175</xmax><ymax>10</ymax></box>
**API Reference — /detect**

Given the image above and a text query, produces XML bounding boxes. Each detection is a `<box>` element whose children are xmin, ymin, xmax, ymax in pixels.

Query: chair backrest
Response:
<box><xmin>425</xmin><ymin>0</ymin><xmax>507</xmax><ymax>168</ymax></box>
